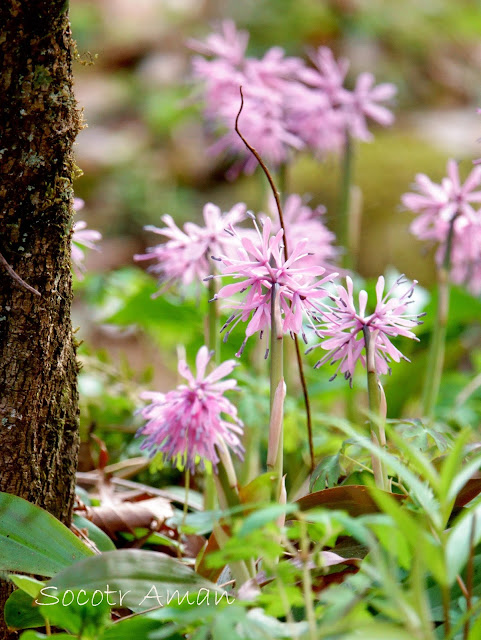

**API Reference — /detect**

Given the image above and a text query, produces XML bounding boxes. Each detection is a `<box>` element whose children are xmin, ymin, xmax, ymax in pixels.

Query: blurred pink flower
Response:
<box><xmin>341</xmin><ymin>72</ymin><xmax>396</xmax><ymax>141</ymax></box>
<box><xmin>403</xmin><ymin>160</ymin><xmax>481</xmax><ymax>293</ymax></box>
<box><xmin>402</xmin><ymin>160</ymin><xmax>481</xmax><ymax>243</ymax></box>
<box><xmin>134</xmin><ymin>202</ymin><xmax>246</xmax><ymax>293</ymax></box>
<box><xmin>309</xmin><ymin>275</ymin><xmax>423</xmax><ymax>384</ymax></box>
<box><xmin>299</xmin><ymin>47</ymin><xmax>349</xmax><ymax>103</ymax></box>
<box><xmin>71</xmin><ymin>198</ymin><xmax>102</xmax><ymax>279</ymax></box>
<box><xmin>187</xmin><ymin>20</ymin><xmax>249</xmax><ymax>66</ymax></box>
<box><xmin>137</xmin><ymin>346</ymin><xmax>244</xmax><ymax>471</ymax></box>
<box><xmin>286</xmin><ymin>83</ymin><xmax>346</xmax><ymax>155</ymax></box>
<box><xmin>441</xmin><ymin>218</ymin><xmax>481</xmax><ymax>294</ymax></box>
<box><xmin>189</xmin><ymin>22</ymin><xmax>306</xmax><ymax>175</ymax></box>
<box><xmin>297</xmin><ymin>47</ymin><xmax>396</xmax><ymax>146</ymax></box>
<box><xmin>190</xmin><ymin>26</ymin><xmax>396</xmax><ymax>172</ymax></box>
<box><xmin>211</xmin><ymin>215</ymin><xmax>337</xmax><ymax>356</ymax></box>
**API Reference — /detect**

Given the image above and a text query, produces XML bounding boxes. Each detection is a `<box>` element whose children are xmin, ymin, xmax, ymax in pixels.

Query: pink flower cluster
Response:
<box><xmin>134</xmin><ymin>202</ymin><xmax>246</xmax><ymax>293</ymax></box>
<box><xmin>402</xmin><ymin>160</ymin><xmax>481</xmax><ymax>294</ymax></box>
<box><xmin>72</xmin><ymin>198</ymin><xmax>102</xmax><ymax>279</ymax></box>
<box><xmin>265</xmin><ymin>193</ymin><xmax>339</xmax><ymax>272</ymax></box>
<box><xmin>137</xmin><ymin>346</ymin><xmax>244</xmax><ymax>471</ymax></box>
<box><xmin>189</xmin><ymin>21</ymin><xmax>396</xmax><ymax>175</ymax></box>
<box><xmin>308</xmin><ymin>275</ymin><xmax>423</xmax><ymax>384</ymax></box>
<box><xmin>210</xmin><ymin>214</ymin><xmax>338</xmax><ymax>356</ymax></box>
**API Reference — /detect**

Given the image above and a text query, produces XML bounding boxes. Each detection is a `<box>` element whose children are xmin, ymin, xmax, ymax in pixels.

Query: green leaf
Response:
<box><xmin>0</xmin><ymin>492</ymin><xmax>94</xmax><ymax>577</ymax></box>
<box><xmin>39</xmin><ymin>589</ymin><xmax>111</xmax><ymax>639</ymax></box>
<box><xmin>19</xmin><ymin>633</ymin><xmax>73</xmax><ymax>640</ymax></box>
<box><xmin>9</xmin><ymin>575</ymin><xmax>45</xmax><ymax>598</ymax></box>
<box><xmin>100</xmin><ymin>614</ymin><xmax>162</xmax><ymax>640</ymax></box>
<box><xmin>446</xmin><ymin>501</ymin><xmax>481</xmax><ymax>585</ymax></box>
<box><xmin>239</xmin><ymin>472</ymin><xmax>276</xmax><ymax>504</ymax></box>
<box><xmin>73</xmin><ymin>514</ymin><xmax>116</xmax><ymax>552</ymax></box>
<box><xmin>468</xmin><ymin>610</ymin><xmax>481</xmax><ymax>640</ymax></box>
<box><xmin>310</xmin><ymin>453</ymin><xmax>341</xmax><ymax>491</ymax></box>
<box><xmin>237</xmin><ymin>504</ymin><xmax>296</xmax><ymax>537</ymax></box>
<box><xmin>46</xmin><ymin>549</ymin><xmax>224</xmax><ymax>612</ymax></box>
<box><xmin>370</xmin><ymin>488</ymin><xmax>446</xmax><ymax>586</ymax></box>
<box><xmin>339</xmin><ymin>623</ymin><xmax>418</xmax><ymax>639</ymax></box>
<box><xmin>4</xmin><ymin>589</ymin><xmax>44</xmax><ymax>631</ymax></box>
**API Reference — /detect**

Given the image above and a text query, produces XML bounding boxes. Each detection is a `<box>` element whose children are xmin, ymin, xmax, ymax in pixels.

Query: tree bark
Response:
<box><xmin>0</xmin><ymin>2</ymin><xmax>81</xmax><ymax>637</ymax></box>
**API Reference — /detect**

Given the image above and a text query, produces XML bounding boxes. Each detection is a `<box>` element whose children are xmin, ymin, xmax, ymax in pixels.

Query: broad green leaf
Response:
<box><xmin>46</xmin><ymin>549</ymin><xmax>223</xmax><ymax>612</ymax></box>
<box><xmin>100</xmin><ymin>614</ymin><xmax>162</xmax><ymax>640</ymax></box>
<box><xmin>446</xmin><ymin>501</ymin><xmax>481</xmax><ymax>584</ymax></box>
<box><xmin>9</xmin><ymin>575</ymin><xmax>45</xmax><ymax>598</ymax></box>
<box><xmin>310</xmin><ymin>453</ymin><xmax>341</xmax><ymax>491</ymax></box>
<box><xmin>239</xmin><ymin>472</ymin><xmax>276</xmax><ymax>504</ymax></box>
<box><xmin>73</xmin><ymin>514</ymin><xmax>116</xmax><ymax>552</ymax></box>
<box><xmin>38</xmin><ymin>589</ymin><xmax>111</xmax><ymax>639</ymax></box>
<box><xmin>0</xmin><ymin>492</ymin><xmax>94</xmax><ymax>577</ymax></box>
<box><xmin>4</xmin><ymin>589</ymin><xmax>44</xmax><ymax>631</ymax></box>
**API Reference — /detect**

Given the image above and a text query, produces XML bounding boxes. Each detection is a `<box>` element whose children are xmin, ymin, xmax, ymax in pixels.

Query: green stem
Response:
<box><xmin>208</xmin><ymin>277</ymin><xmax>220</xmax><ymax>362</ymax></box>
<box><xmin>181</xmin><ymin>468</ymin><xmax>190</xmax><ymax>530</ymax></box>
<box><xmin>338</xmin><ymin>133</ymin><xmax>354</xmax><ymax>270</ymax></box>
<box><xmin>300</xmin><ymin>517</ymin><xmax>317</xmax><ymax>640</ymax></box>
<box><xmin>363</xmin><ymin>327</ymin><xmax>388</xmax><ymax>491</ymax></box>
<box><xmin>422</xmin><ymin>216</ymin><xmax>456</xmax><ymax>419</ymax></box>
<box><xmin>268</xmin><ymin>284</ymin><xmax>284</xmax><ymax>499</ymax></box>
<box><xmin>422</xmin><ymin>269</ymin><xmax>449</xmax><ymax>419</ymax></box>
<box><xmin>203</xmin><ymin>277</ymin><xmax>220</xmax><ymax>511</ymax></box>
<box><xmin>277</xmin><ymin>161</ymin><xmax>315</xmax><ymax>471</ymax></box>
<box><xmin>277</xmin><ymin>163</ymin><xmax>288</xmax><ymax>203</ymax></box>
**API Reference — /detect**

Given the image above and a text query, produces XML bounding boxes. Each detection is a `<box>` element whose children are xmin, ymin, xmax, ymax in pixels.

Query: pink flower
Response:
<box><xmin>266</xmin><ymin>193</ymin><xmax>339</xmax><ymax>272</ymax></box>
<box><xmin>341</xmin><ymin>72</ymin><xmax>396</xmax><ymax>142</ymax></box>
<box><xmin>402</xmin><ymin>160</ymin><xmax>481</xmax><ymax>243</ymax></box>
<box><xmin>137</xmin><ymin>346</ymin><xmax>244</xmax><ymax>471</ymax></box>
<box><xmin>187</xmin><ymin>20</ymin><xmax>249</xmax><ymax>66</ymax></box>
<box><xmin>211</xmin><ymin>215</ymin><xmax>337</xmax><ymax>356</ymax></box>
<box><xmin>134</xmin><ymin>202</ymin><xmax>246</xmax><ymax>293</ymax></box>
<box><xmin>442</xmin><ymin>218</ymin><xmax>481</xmax><ymax>294</ymax></box>
<box><xmin>71</xmin><ymin>198</ymin><xmax>102</xmax><ymax>279</ymax></box>
<box><xmin>286</xmin><ymin>83</ymin><xmax>346</xmax><ymax>155</ymax></box>
<box><xmin>308</xmin><ymin>275</ymin><xmax>423</xmax><ymax>384</ymax></box>
<box><xmin>190</xmin><ymin>24</ymin><xmax>396</xmax><ymax>173</ymax></box>
<box><xmin>299</xmin><ymin>47</ymin><xmax>396</xmax><ymax>146</ymax></box>
<box><xmin>189</xmin><ymin>24</ymin><xmax>306</xmax><ymax>175</ymax></box>
<box><xmin>299</xmin><ymin>47</ymin><xmax>349</xmax><ymax>104</ymax></box>
<box><xmin>403</xmin><ymin>160</ymin><xmax>481</xmax><ymax>293</ymax></box>
<box><xmin>209</xmin><ymin>84</ymin><xmax>304</xmax><ymax>175</ymax></box>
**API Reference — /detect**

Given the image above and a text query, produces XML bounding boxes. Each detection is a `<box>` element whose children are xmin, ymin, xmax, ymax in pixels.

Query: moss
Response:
<box><xmin>33</xmin><ymin>64</ymin><xmax>51</xmax><ymax>88</ymax></box>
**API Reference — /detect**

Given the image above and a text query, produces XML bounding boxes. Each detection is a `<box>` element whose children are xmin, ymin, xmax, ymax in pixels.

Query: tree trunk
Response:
<box><xmin>0</xmin><ymin>2</ymin><xmax>81</xmax><ymax>637</ymax></box>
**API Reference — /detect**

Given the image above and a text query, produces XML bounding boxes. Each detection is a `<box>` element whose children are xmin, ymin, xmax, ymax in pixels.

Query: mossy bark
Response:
<box><xmin>0</xmin><ymin>2</ymin><xmax>81</xmax><ymax>637</ymax></box>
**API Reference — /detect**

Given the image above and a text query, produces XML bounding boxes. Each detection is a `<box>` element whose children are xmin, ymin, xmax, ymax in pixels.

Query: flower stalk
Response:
<box><xmin>268</xmin><ymin>284</ymin><xmax>285</xmax><ymax>498</ymax></box>
<box><xmin>338</xmin><ymin>132</ymin><xmax>354</xmax><ymax>270</ymax></box>
<box><xmin>422</xmin><ymin>215</ymin><xmax>457</xmax><ymax>419</ymax></box>
<box><xmin>204</xmin><ymin>276</ymin><xmax>220</xmax><ymax>510</ymax></box>
<box><xmin>363</xmin><ymin>327</ymin><xmax>388</xmax><ymax>491</ymax></box>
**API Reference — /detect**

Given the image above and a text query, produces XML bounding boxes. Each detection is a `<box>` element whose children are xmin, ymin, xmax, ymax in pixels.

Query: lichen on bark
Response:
<box><xmin>0</xmin><ymin>2</ymin><xmax>82</xmax><ymax>637</ymax></box>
